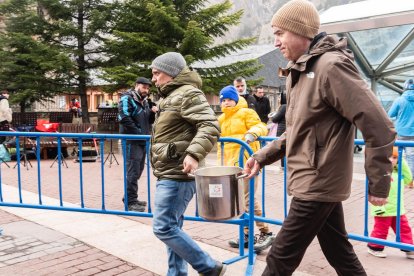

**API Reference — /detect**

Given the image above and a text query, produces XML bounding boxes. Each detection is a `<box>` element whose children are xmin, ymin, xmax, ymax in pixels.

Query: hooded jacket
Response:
<box><xmin>150</xmin><ymin>67</ymin><xmax>220</xmax><ymax>180</ymax></box>
<box><xmin>240</xmin><ymin>94</ymin><xmax>257</xmax><ymax>110</ymax></box>
<box><xmin>217</xmin><ymin>97</ymin><xmax>268</xmax><ymax>166</ymax></box>
<box><xmin>118</xmin><ymin>89</ymin><xmax>152</xmax><ymax>145</ymax></box>
<box><xmin>0</xmin><ymin>95</ymin><xmax>12</xmax><ymax>123</ymax></box>
<box><xmin>253</xmin><ymin>34</ymin><xmax>396</xmax><ymax>202</ymax></box>
<box><xmin>388</xmin><ymin>89</ymin><xmax>414</xmax><ymax>137</ymax></box>
<box><xmin>253</xmin><ymin>94</ymin><xmax>271</xmax><ymax>123</ymax></box>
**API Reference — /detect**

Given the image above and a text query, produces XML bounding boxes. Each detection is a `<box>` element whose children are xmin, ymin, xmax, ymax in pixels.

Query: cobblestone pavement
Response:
<box><xmin>0</xmin><ymin>210</ymin><xmax>155</xmax><ymax>276</ymax></box>
<box><xmin>0</xmin><ymin>148</ymin><xmax>413</xmax><ymax>275</ymax></box>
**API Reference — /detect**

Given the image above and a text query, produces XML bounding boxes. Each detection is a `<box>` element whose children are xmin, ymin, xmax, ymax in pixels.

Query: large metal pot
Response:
<box><xmin>193</xmin><ymin>166</ymin><xmax>246</xmax><ymax>221</ymax></box>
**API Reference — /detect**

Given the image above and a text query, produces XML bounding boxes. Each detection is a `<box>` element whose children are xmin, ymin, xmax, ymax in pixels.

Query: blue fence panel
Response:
<box><xmin>1</xmin><ymin>131</ymin><xmax>414</xmax><ymax>275</ymax></box>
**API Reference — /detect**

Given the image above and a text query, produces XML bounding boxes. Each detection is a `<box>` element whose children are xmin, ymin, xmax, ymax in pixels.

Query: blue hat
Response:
<box><xmin>403</xmin><ymin>79</ymin><xmax>414</xmax><ymax>90</ymax></box>
<box><xmin>219</xmin><ymin>85</ymin><xmax>239</xmax><ymax>103</ymax></box>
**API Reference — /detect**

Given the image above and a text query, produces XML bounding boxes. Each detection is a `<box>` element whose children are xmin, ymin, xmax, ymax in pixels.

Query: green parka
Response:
<box><xmin>371</xmin><ymin>158</ymin><xmax>412</xmax><ymax>217</ymax></box>
<box><xmin>150</xmin><ymin>67</ymin><xmax>220</xmax><ymax>180</ymax></box>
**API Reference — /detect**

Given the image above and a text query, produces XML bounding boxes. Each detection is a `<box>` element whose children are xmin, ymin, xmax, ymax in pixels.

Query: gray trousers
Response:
<box><xmin>125</xmin><ymin>141</ymin><xmax>146</xmax><ymax>205</ymax></box>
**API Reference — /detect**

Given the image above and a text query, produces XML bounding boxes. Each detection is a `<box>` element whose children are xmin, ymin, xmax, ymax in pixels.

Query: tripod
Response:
<box><xmin>50</xmin><ymin>144</ymin><xmax>69</xmax><ymax>168</ymax></box>
<box><xmin>104</xmin><ymin>117</ymin><xmax>119</xmax><ymax>167</ymax></box>
<box><xmin>0</xmin><ymin>158</ymin><xmax>10</xmax><ymax>168</ymax></box>
<box><xmin>50</xmin><ymin>122</ymin><xmax>68</xmax><ymax>168</ymax></box>
<box><xmin>13</xmin><ymin>135</ymin><xmax>33</xmax><ymax>170</ymax></box>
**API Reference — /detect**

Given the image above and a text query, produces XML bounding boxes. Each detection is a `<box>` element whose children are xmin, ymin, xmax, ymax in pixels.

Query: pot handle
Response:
<box><xmin>236</xmin><ymin>173</ymin><xmax>248</xmax><ymax>179</ymax></box>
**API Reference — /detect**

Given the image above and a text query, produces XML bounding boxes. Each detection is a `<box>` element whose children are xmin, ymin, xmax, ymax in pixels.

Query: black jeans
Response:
<box><xmin>263</xmin><ymin>198</ymin><xmax>366</xmax><ymax>276</ymax></box>
<box><xmin>125</xmin><ymin>141</ymin><xmax>146</xmax><ymax>205</ymax></box>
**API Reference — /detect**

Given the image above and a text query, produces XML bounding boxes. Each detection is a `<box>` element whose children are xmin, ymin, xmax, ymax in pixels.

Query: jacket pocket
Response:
<box><xmin>167</xmin><ymin>141</ymin><xmax>190</xmax><ymax>161</ymax></box>
<box><xmin>307</xmin><ymin>127</ymin><xmax>317</xmax><ymax>169</ymax></box>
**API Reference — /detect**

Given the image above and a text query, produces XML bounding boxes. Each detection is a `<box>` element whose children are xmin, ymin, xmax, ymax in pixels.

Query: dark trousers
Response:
<box><xmin>263</xmin><ymin>198</ymin><xmax>366</xmax><ymax>276</ymax></box>
<box><xmin>125</xmin><ymin>141</ymin><xmax>146</xmax><ymax>205</ymax></box>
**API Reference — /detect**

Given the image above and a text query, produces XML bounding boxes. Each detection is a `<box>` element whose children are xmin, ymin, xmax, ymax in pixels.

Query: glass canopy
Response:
<box><xmin>320</xmin><ymin>0</ymin><xmax>414</xmax><ymax>110</ymax></box>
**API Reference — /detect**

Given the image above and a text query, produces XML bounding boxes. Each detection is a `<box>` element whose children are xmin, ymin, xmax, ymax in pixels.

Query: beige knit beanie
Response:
<box><xmin>271</xmin><ymin>0</ymin><xmax>320</xmax><ymax>39</ymax></box>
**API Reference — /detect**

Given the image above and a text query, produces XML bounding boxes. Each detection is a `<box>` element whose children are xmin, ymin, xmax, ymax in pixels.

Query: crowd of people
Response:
<box><xmin>2</xmin><ymin>0</ymin><xmax>413</xmax><ymax>275</ymax></box>
<box><xmin>115</xmin><ymin>1</ymin><xmax>414</xmax><ymax>274</ymax></box>
<box><xmin>115</xmin><ymin>1</ymin><xmax>412</xmax><ymax>275</ymax></box>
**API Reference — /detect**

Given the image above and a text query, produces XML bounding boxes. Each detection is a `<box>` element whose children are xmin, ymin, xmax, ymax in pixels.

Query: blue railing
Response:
<box><xmin>257</xmin><ymin>137</ymin><xmax>414</xmax><ymax>253</ymax></box>
<box><xmin>0</xmin><ymin>131</ymin><xmax>413</xmax><ymax>275</ymax></box>
<box><xmin>0</xmin><ymin>131</ymin><xmax>257</xmax><ymax>274</ymax></box>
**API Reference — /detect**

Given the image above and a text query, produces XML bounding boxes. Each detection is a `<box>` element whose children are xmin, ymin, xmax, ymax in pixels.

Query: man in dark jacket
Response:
<box><xmin>253</xmin><ymin>86</ymin><xmax>271</xmax><ymax>123</ymax></box>
<box><xmin>234</xmin><ymin>76</ymin><xmax>256</xmax><ymax>110</ymax></box>
<box><xmin>150</xmin><ymin>52</ymin><xmax>225</xmax><ymax>276</ymax></box>
<box><xmin>244</xmin><ymin>0</ymin><xmax>396</xmax><ymax>275</ymax></box>
<box><xmin>118</xmin><ymin>77</ymin><xmax>157</xmax><ymax>212</ymax></box>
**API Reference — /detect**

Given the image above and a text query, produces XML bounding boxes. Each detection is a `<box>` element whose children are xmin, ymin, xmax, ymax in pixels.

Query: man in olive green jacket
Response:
<box><xmin>150</xmin><ymin>52</ymin><xmax>225</xmax><ymax>276</ymax></box>
<box><xmin>244</xmin><ymin>1</ymin><xmax>396</xmax><ymax>275</ymax></box>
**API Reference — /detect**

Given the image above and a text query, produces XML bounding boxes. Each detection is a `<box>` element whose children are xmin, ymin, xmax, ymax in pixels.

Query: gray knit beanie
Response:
<box><xmin>150</xmin><ymin>52</ymin><xmax>187</xmax><ymax>78</ymax></box>
<box><xmin>272</xmin><ymin>0</ymin><xmax>320</xmax><ymax>39</ymax></box>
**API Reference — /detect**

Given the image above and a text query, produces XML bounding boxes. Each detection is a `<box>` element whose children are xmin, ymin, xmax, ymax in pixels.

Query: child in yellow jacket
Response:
<box><xmin>217</xmin><ymin>85</ymin><xmax>273</xmax><ymax>252</ymax></box>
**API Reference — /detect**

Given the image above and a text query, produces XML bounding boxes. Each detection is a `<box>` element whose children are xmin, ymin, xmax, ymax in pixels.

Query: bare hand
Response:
<box><xmin>243</xmin><ymin>157</ymin><xmax>260</xmax><ymax>178</ymax></box>
<box><xmin>182</xmin><ymin>155</ymin><xmax>198</xmax><ymax>174</ymax></box>
<box><xmin>368</xmin><ymin>195</ymin><xmax>388</xmax><ymax>206</ymax></box>
<box><xmin>151</xmin><ymin>106</ymin><xmax>158</xmax><ymax>113</ymax></box>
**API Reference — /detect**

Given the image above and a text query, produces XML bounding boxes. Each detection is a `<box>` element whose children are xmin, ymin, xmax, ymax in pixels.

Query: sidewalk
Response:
<box><xmin>0</xmin><ymin>151</ymin><xmax>413</xmax><ymax>275</ymax></box>
<box><xmin>0</xmin><ymin>210</ymin><xmax>154</xmax><ymax>276</ymax></box>
<box><xmin>0</xmin><ymin>185</ymin><xmax>271</xmax><ymax>275</ymax></box>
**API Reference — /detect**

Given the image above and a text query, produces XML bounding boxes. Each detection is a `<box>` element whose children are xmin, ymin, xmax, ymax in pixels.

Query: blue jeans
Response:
<box><xmin>153</xmin><ymin>179</ymin><xmax>216</xmax><ymax>275</ymax></box>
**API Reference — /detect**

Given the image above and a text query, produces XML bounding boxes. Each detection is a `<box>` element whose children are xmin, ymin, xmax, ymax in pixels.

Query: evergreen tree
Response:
<box><xmin>0</xmin><ymin>0</ymin><xmax>73</xmax><ymax>112</ymax></box>
<box><xmin>0</xmin><ymin>0</ymin><xmax>117</xmax><ymax>122</ymax></box>
<box><xmin>103</xmin><ymin>0</ymin><xmax>262</xmax><ymax>94</ymax></box>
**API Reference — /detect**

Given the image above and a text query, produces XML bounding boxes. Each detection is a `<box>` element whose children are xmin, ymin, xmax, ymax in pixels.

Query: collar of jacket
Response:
<box><xmin>128</xmin><ymin>89</ymin><xmax>146</xmax><ymax>103</ymax></box>
<box><xmin>253</xmin><ymin>94</ymin><xmax>264</xmax><ymax>101</ymax></box>
<box><xmin>286</xmin><ymin>33</ymin><xmax>350</xmax><ymax>73</ymax></box>
<box><xmin>221</xmin><ymin>96</ymin><xmax>248</xmax><ymax>115</ymax></box>
<box><xmin>157</xmin><ymin>67</ymin><xmax>202</xmax><ymax>98</ymax></box>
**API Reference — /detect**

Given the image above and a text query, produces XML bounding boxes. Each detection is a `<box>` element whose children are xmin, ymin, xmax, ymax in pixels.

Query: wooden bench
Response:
<box><xmin>39</xmin><ymin>123</ymin><xmax>98</xmax><ymax>159</ymax></box>
<box><xmin>60</xmin><ymin>123</ymin><xmax>96</xmax><ymax>133</ymax></box>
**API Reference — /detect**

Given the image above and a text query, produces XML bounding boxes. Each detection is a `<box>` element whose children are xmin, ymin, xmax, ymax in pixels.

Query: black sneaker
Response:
<box><xmin>228</xmin><ymin>234</ymin><xmax>254</xmax><ymax>248</ymax></box>
<box><xmin>128</xmin><ymin>203</ymin><xmax>145</xmax><ymax>212</ymax></box>
<box><xmin>254</xmin><ymin>232</ymin><xmax>275</xmax><ymax>252</ymax></box>
<box><xmin>199</xmin><ymin>261</ymin><xmax>227</xmax><ymax>276</ymax></box>
<box><xmin>137</xmin><ymin>199</ymin><xmax>147</xmax><ymax>206</ymax></box>
<box><xmin>122</xmin><ymin>198</ymin><xmax>147</xmax><ymax>206</ymax></box>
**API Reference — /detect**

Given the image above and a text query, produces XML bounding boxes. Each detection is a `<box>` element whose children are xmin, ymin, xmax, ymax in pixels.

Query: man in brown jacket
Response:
<box><xmin>244</xmin><ymin>1</ymin><xmax>396</xmax><ymax>275</ymax></box>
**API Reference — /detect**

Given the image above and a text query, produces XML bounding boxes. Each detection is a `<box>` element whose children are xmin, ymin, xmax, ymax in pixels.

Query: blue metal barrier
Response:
<box><xmin>0</xmin><ymin>132</ymin><xmax>257</xmax><ymax>275</ymax></box>
<box><xmin>258</xmin><ymin>136</ymin><xmax>414</xmax><ymax>254</ymax></box>
<box><xmin>1</xmin><ymin>131</ymin><xmax>414</xmax><ymax>275</ymax></box>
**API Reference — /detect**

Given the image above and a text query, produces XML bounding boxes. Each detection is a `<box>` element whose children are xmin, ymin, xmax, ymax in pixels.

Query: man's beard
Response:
<box><xmin>135</xmin><ymin>89</ymin><xmax>148</xmax><ymax>100</ymax></box>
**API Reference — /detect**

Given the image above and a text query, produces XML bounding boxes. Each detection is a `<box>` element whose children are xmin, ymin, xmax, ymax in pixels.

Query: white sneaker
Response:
<box><xmin>406</xmin><ymin>251</ymin><xmax>414</xmax><ymax>259</ymax></box>
<box><xmin>367</xmin><ymin>248</ymin><xmax>387</xmax><ymax>258</ymax></box>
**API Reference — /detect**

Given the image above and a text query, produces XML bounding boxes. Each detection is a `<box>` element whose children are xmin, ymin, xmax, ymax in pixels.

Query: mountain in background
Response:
<box><xmin>210</xmin><ymin>0</ymin><xmax>363</xmax><ymax>44</ymax></box>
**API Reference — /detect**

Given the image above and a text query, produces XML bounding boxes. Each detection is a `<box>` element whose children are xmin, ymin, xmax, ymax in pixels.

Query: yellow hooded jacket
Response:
<box><xmin>217</xmin><ymin>97</ymin><xmax>268</xmax><ymax>166</ymax></box>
